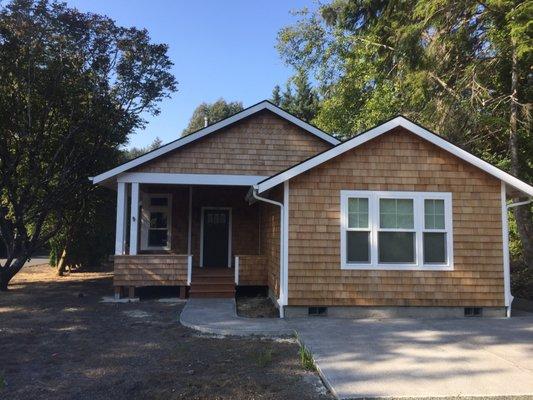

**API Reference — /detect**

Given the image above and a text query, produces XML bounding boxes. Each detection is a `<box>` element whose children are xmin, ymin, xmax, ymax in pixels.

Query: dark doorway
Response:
<box><xmin>202</xmin><ymin>208</ymin><xmax>230</xmax><ymax>267</ymax></box>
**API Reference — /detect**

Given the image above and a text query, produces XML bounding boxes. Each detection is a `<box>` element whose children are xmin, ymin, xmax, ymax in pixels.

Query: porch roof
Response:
<box><xmin>116</xmin><ymin>172</ymin><xmax>268</xmax><ymax>186</ymax></box>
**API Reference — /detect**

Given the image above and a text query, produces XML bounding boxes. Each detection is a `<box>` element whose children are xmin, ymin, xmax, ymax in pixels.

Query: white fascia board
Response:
<box><xmin>117</xmin><ymin>172</ymin><xmax>269</xmax><ymax>186</ymax></box>
<box><xmin>256</xmin><ymin>116</ymin><xmax>533</xmax><ymax>196</ymax></box>
<box><xmin>91</xmin><ymin>101</ymin><xmax>339</xmax><ymax>185</ymax></box>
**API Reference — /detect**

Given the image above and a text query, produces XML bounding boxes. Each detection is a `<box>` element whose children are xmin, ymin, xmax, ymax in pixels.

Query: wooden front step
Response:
<box><xmin>189</xmin><ymin>268</ymin><xmax>235</xmax><ymax>298</ymax></box>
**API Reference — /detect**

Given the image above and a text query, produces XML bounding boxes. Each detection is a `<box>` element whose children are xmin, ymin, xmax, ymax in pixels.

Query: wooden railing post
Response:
<box><xmin>187</xmin><ymin>255</ymin><xmax>192</xmax><ymax>286</ymax></box>
<box><xmin>234</xmin><ymin>256</ymin><xmax>239</xmax><ymax>285</ymax></box>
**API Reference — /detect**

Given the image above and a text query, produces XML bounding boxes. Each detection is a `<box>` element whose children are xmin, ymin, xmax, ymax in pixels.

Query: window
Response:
<box><xmin>340</xmin><ymin>191</ymin><xmax>453</xmax><ymax>270</ymax></box>
<box><xmin>141</xmin><ymin>194</ymin><xmax>172</xmax><ymax>250</ymax></box>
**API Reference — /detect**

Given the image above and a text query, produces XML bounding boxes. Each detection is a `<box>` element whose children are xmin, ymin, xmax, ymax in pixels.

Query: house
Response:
<box><xmin>92</xmin><ymin>100</ymin><xmax>533</xmax><ymax>318</ymax></box>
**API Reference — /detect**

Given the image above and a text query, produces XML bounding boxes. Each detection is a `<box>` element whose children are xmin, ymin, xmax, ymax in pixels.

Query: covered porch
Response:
<box><xmin>112</xmin><ymin>174</ymin><xmax>283</xmax><ymax>301</ymax></box>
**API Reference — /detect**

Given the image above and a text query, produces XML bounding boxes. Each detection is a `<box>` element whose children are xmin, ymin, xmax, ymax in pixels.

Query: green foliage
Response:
<box><xmin>278</xmin><ymin>0</ymin><xmax>533</xmax><ymax>263</ymax></box>
<box><xmin>298</xmin><ymin>341</ymin><xmax>316</xmax><ymax>371</ymax></box>
<box><xmin>0</xmin><ymin>371</ymin><xmax>5</xmax><ymax>390</ymax></box>
<box><xmin>271</xmin><ymin>70</ymin><xmax>320</xmax><ymax>122</ymax></box>
<box><xmin>123</xmin><ymin>137</ymin><xmax>163</xmax><ymax>161</ymax></box>
<box><xmin>511</xmin><ymin>260</ymin><xmax>533</xmax><ymax>300</ymax></box>
<box><xmin>0</xmin><ymin>0</ymin><xmax>177</xmax><ymax>286</ymax></box>
<box><xmin>182</xmin><ymin>99</ymin><xmax>243</xmax><ymax>136</ymax></box>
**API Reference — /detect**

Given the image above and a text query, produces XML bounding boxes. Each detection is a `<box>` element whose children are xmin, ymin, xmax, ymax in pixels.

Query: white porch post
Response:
<box><xmin>187</xmin><ymin>185</ymin><xmax>193</xmax><ymax>255</ymax></box>
<box><xmin>129</xmin><ymin>182</ymin><xmax>140</xmax><ymax>255</ymax></box>
<box><xmin>115</xmin><ymin>182</ymin><xmax>127</xmax><ymax>255</ymax></box>
<box><xmin>282</xmin><ymin>180</ymin><xmax>289</xmax><ymax>307</ymax></box>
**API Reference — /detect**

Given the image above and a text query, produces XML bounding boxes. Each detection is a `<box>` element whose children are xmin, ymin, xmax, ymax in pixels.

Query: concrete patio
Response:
<box><xmin>180</xmin><ymin>299</ymin><xmax>533</xmax><ymax>399</ymax></box>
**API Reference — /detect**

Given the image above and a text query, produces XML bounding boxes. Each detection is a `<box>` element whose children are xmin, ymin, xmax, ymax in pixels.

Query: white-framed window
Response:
<box><xmin>141</xmin><ymin>194</ymin><xmax>172</xmax><ymax>251</ymax></box>
<box><xmin>340</xmin><ymin>191</ymin><xmax>453</xmax><ymax>270</ymax></box>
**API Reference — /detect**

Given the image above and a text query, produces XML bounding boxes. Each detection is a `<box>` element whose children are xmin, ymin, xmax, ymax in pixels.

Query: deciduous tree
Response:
<box><xmin>0</xmin><ymin>0</ymin><xmax>177</xmax><ymax>289</ymax></box>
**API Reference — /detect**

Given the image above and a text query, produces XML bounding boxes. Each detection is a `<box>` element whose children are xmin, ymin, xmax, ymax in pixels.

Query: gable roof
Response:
<box><xmin>255</xmin><ymin>116</ymin><xmax>533</xmax><ymax>197</ymax></box>
<box><xmin>92</xmin><ymin>100</ymin><xmax>340</xmax><ymax>185</ymax></box>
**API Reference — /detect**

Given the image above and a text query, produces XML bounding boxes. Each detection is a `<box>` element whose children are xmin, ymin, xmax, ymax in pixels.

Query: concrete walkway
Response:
<box><xmin>180</xmin><ymin>299</ymin><xmax>533</xmax><ymax>399</ymax></box>
<box><xmin>179</xmin><ymin>298</ymin><xmax>293</xmax><ymax>337</ymax></box>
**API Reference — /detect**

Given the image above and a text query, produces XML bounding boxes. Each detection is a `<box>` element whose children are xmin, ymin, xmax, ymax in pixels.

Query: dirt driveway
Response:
<box><xmin>0</xmin><ymin>265</ymin><xmax>330</xmax><ymax>400</ymax></box>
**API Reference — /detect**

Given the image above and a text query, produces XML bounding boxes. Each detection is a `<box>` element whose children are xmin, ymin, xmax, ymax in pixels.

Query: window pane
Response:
<box><xmin>347</xmin><ymin>231</ymin><xmax>370</xmax><ymax>263</ymax></box>
<box><xmin>380</xmin><ymin>199</ymin><xmax>414</xmax><ymax>229</ymax></box>
<box><xmin>424</xmin><ymin>199</ymin><xmax>445</xmax><ymax>229</ymax></box>
<box><xmin>348</xmin><ymin>198</ymin><xmax>369</xmax><ymax>228</ymax></box>
<box><xmin>378</xmin><ymin>232</ymin><xmax>415</xmax><ymax>263</ymax></box>
<box><xmin>148</xmin><ymin>229</ymin><xmax>167</xmax><ymax>247</ymax></box>
<box><xmin>424</xmin><ymin>232</ymin><xmax>446</xmax><ymax>263</ymax></box>
<box><xmin>150</xmin><ymin>197</ymin><xmax>168</xmax><ymax>207</ymax></box>
<box><xmin>150</xmin><ymin>212</ymin><xmax>167</xmax><ymax>228</ymax></box>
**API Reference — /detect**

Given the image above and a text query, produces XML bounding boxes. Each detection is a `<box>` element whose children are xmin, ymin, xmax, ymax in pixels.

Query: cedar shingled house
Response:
<box><xmin>92</xmin><ymin>101</ymin><xmax>533</xmax><ymax>318</ymax></box>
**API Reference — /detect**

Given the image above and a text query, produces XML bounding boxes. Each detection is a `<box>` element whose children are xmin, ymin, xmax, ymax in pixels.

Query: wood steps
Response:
<box><xmin>189</xmin><ymin>268</ymin><xmax>235</xmax><ymax>298</ymax></box>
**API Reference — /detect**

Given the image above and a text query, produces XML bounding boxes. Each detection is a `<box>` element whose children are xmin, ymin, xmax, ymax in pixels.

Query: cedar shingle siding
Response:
<box><xmin>133</xmin><ymin>110</ymin><xmax>331</xmax><ymax>176</ymax></box>
<box><xmin>288</xmin><ymin>127</ymin><xmax>504</xmax><ymax>307</ymax></box>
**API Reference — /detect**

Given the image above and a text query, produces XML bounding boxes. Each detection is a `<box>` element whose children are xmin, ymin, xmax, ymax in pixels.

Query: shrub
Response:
<box><xmin>511</xmin><ymin>260</ymin><xmax>533</xmax><ymax>300</ymax></box>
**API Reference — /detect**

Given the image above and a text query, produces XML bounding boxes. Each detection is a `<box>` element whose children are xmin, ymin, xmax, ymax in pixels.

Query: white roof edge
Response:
<box><xmin>256</xmin><ymin>116</ymin><xmax>533</xmax><ymax>197</ymax></box>
<box><xmin>92</xmin><ymin>100</ymin><xmax>340</xmax><ymax>185</ymax></box>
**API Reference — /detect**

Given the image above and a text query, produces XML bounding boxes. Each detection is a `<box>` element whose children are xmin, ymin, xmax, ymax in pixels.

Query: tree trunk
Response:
<box><xmin>0</xmin><ymin>258</ymin><xmax>26</xmax><ymax>291</ymax></box>
<box><xmin>56</xmin><ymin>247</ymin><xmax>68</xmax><ymax>276</ymax></box>
<box><xmin>509</xmin><ymin>46</ymin><xmax>533</xmax><ymax>269</ymax></box>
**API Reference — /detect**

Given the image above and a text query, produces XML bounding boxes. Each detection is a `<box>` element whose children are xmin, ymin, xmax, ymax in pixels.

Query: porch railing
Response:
<box><xmin>187</xmin><ymin>255</ymin><xmax>192</xmax><ymax>286</ymax></box>
<box><xmin>234</xmin><ymin>256</ymin><xmax>240</xmax><ymax>285</ymax></box>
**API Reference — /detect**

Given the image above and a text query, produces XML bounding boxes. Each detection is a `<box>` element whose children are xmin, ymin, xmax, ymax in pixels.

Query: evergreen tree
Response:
<box><xmin>277</xmin><ymin>0</ymin><xmax>533</xmax><ymax>268</ymax></box>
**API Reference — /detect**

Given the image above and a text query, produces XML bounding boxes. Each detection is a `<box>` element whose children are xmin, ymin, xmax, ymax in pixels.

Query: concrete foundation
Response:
<box><xmin>284</xmin><ymin>305</ymin><xmax>507</xmax><ymax>318</ymax></box>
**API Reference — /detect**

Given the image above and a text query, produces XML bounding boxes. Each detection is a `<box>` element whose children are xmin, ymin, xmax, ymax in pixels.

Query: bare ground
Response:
<box><xmin>0</xmin><ymin>265</ymin><xmax>331</xmax><ymax>400</ymax></box>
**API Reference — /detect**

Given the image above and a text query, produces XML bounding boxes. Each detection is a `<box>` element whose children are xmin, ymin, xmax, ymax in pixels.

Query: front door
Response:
<box><xmin>202</xmin><ymin>208</ymin><xmax>230</xmax><ymax>267</ymax></box>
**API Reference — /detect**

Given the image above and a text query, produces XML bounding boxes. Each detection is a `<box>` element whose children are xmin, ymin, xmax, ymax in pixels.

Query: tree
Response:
<box><xmin>271</xmin><ymin>71</ymin><xmax>320</xmax><ymax>121</ymax></box>
<box><xmin>271</xmin><ymin>85</ymin><xmax>282</xmax><ymax>106</ymax></box>
<box><xmin>124</xmin><ymin>137</ymin><xmax>163</xmax><ymax>161</ymax></box>
<box><xmin>182</xmin><ymin>99</ymin><xmax>243</xmax><ymax>136</ymax></box>
<box><xmin>0</xmin><ymin>0</ymin><xmax>177</xmax><ymax>289</ymax></box>
<box><xmin>277</xmin><ymin>0</ymin><xmax>533</xmax><ymax>267</ymax></box>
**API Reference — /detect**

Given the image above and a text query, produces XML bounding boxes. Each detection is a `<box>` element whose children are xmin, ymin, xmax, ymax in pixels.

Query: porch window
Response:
<box><xmin>141</xmin><ymin>194</ymin><xmax>172</xmax><ymax>250</ymax></box>
<box><xmin>340</xmin><ymin>191</ymin><xmax>453</xmax><ymax>270</ymax></box>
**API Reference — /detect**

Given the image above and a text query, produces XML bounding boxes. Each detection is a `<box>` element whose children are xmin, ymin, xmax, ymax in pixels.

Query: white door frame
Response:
<box><xmin>200</xmin><ymin>206</ymin><xmax>232</xmax><ymax>268</ymax></box>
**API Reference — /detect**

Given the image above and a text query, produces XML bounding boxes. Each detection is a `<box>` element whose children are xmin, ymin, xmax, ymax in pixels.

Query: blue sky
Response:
<box><xmin>65</xmin><ymin>0</ymin><xmax>315</xmax><ymax>149</ymax></box>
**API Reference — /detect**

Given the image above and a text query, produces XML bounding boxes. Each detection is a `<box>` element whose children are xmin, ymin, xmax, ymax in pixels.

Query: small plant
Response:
<box><xmin>0</xmin><ymin>372</ymin><xmax>6</xmax><ymax>390</ymax></box>
<box><xmin>255</xmin><ymin>347</ymin><xmax>273</xmax><ymax>367</ymax></box>
<box><xmin>294</xmin><ymin>333</ymin><xmax>316</xmax><ymax>371</ymax></box>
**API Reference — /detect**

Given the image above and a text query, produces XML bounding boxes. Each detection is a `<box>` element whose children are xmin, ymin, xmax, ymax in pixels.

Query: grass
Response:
<box><xmin>0</xmin><ymin>372</ymin><xmax>5</xmax><ymax>390</ymax></box>
<box><xmin>254</xmin><ymin>347</ymin><xmax>274</xmax><ymax>367</ymax></box>
<box><xmin>295</xmin><ymin>332</ymin><xmax>316</xmax><ymax>371</ymax></box>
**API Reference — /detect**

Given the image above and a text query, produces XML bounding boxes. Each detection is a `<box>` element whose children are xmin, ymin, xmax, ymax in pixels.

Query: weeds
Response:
<box><xmin>0</xmin><ymin>372</ymin><xmax>5</xmax><ymax>390</ymax></box>
<box><xmin>255</xmin><ymin>347</ymin><xmax>273</xmax><ymax>367</ymax></box>
<box><xmin>294</xmin><ymin>332</ymin><xmax>316</xmax><ymax>371</ymax></box>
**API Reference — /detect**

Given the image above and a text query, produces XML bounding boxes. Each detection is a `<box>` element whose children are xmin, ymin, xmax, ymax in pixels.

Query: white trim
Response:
<box><xmin>200</xmin><ymin>207</ymin><xmax>232</xmax><ymax>268</ymax></box>
<box><xmin>115</xmin><ymin>182</ymin><xmax>128</xmax><ymax>255</ymax></box>
<box><xmin>501</xmin><ymin>182</ymin><xmax>512</xmax><ymax>316</ymax></box>
<box><xmin>256</xmin><ymin>116</ymin><xmax>533</xmax><ymax>196</ymax></box>
<box><xmin>234</xmin><ymin>256</ymin><xmax>239</xmax><ymax>285</ymax></box>
<box><xmin>340</xmin><ymin>190</ymin><xmax>454</xmax><ymax>271</ymax></box>
<box><xmin>129</xmin><ymin>182</ymin><xmax>140</xmax><ymax>255</ymax></box>
<box><xmin>140</xmin><ymin>193</ymin><xmax>172</xmax><ymax>251</ymax></box>
<box><xmin>250</xmin><ymin>189</ymin><xmax>285</xmax><ymax>318</ymax></box>
<box><xmin>117</xmin><ymin>172</ymin><xmax>268</xmax><ymax>186</ymax></box>
<box><xmin>187</xmin><ymin>255</ymin><xmax>192</xmax><ymax>286</ymax></box>
<box><xmin>91</xmin><ymin>101</ymin><xmax>339</xmax><ymax>184</ymax></box>
<box><xmin>187</xmin><ymin>186</ymin><xmax>193</xmax><ymax>255</ymax></box>
<box><xmin>282</xmin><ymin>181</ymin><xmax>289</xmax><ymax>306</ymax></box>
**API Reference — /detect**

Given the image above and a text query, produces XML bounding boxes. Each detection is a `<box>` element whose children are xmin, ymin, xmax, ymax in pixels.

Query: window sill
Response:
<box><xmin>341</xmin><ymin>263</ymin><xmax>453</xmax><ymax>271</ymax></box>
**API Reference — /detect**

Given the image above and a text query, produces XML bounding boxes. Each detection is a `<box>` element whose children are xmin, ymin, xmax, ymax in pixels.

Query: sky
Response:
<box><xmin>64</xmin><ymin>0</ymin><xmax>315</xmax><ymax>149</ymax></box>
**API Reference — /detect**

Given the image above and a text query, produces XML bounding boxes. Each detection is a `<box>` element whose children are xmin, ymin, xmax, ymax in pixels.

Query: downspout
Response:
<box><xmin>501</xmin><ymin>181</ymin><xmax>533</xmax><ymax>318</ymax></box>
<box><xmin>251</xmin><ymin>187</ymin><xmax>286</xmax><ymax>318</ymax></box>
